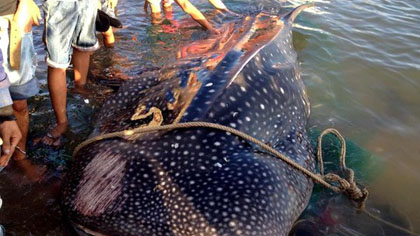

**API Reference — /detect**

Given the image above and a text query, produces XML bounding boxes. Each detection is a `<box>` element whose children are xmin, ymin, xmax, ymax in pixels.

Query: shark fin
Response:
<box><xmin>282</xmin><ymin>3</ymin><xmax>314</xmax><ymax>24</ymax></box>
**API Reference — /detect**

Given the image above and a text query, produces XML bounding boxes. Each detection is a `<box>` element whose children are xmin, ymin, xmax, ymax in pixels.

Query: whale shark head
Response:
<box><xmin>62</xmin><ymin>4</ymin><xmax>315</xmax><ymax>236</ymax></box>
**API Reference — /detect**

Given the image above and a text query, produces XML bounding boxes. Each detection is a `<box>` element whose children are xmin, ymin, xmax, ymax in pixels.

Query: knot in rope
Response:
<box><xmin>317</xmin><ymin>128</ymin><xmax>369</xmax><ymax>209</ymax></box>
<box><xmin>323</xmin><ymin>172</ymin><xmax>369</xmax><ymax>208</ymax></box>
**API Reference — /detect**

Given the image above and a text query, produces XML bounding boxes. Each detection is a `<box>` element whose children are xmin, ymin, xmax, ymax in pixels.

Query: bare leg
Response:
<box><xmin>151</xmin><ymin>12</ymin><xmax>163</xmax><ymax>24</ymax></box>
<box><xmin>68</xmin><ymin>48</ymin><xmax>92</xmax><ymax>97</ymax></box>
<box><xmin>144</xmin><ymin>0</ymin><xmax>150</xmax><ymax>13</ymax></box>
<box><xmin>146</xmin><ymin>0</ymin><xmax>164</xmax><ymax>24</ymax></box>
<box><xmin>146</xmin><ymin>0</ymin><xmax>162</xmax><ymax>14</ymax></box>
<box><xmin>164</xmin><ymin>8</ymin><xmax>174</xmax><ymax>20</ymax></box>
<box><xmin>43</xmin><ymin>66</ymin><xmax>68</xmax><ymax>146</ymax></box>
<box><xmin>163</xmin><ymin>1</ymin><xmax>173</xmax><ymax>20</ymax></box>
<box><xmin>102</xmin><ymin>27</ymin><xmax>115</xmax><ymax>47</ymax></box>
<box><xmin>162</xmin><ymin>0</ymin><xmax>173</xmax><ymax>9</ymax></box>
<box><xmin>11</xmin><ymin>100</ymin><xmax>46</xmax><ymax>181</ymax></box>
<box><xmin>12</xmin><ymin>99</ymin><xmax>29</xmax><ymax>161</ymax></box>
<box><xmin>42</xmin><ymin>49</ymin><xmax>91</xmax><ymax>146</ymax></box>
<box><xmin>72</xmin><ymin>48</ymin><xmax>91</xmax><ymax>88</ymax></box>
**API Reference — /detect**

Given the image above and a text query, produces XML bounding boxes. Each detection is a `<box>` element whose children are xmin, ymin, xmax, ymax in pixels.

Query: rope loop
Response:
<box><xmin>317</xmin><ymin>128</ymin><xmax>368</xmax><ymax>209</ymax></box>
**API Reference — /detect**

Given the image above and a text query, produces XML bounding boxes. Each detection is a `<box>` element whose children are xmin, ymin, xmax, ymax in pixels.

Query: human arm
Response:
<box><xmin>0</xmin><ymin>49</ymin><xmax>22</xmax><ymax>167</ymax></box>
<box><xmin>208</xmin><ymin>0</ymin><xmax>227</xmax><ymax>11</ymax></box>
<box><xmin>174</xmin><ymin>0</ymin><xmax>219</xmax><ymax>33</ymax></box>
<box><xmin>13</xmin><ymin>0</ymin><xmax>41</xmax><ymax>32</ymax></box>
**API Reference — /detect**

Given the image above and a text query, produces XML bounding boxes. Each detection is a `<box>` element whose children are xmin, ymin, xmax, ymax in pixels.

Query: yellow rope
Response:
<box><xmin>72</xmin><ymin>121</ymin><xmax>419</xmax><ymax>235</ymax></box>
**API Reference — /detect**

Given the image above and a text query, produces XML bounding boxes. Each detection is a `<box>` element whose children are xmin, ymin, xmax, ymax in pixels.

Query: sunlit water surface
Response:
<box><xmin>0</xmin><ymin>0</ymin><xmax>419</xmax><ymax>235</ymax></box>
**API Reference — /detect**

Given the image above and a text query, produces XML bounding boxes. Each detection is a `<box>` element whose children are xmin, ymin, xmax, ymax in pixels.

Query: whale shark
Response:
<box><xmin>61</xmin><ymin>4</ymin><xmax>315</xmax><ymax>236</ymax></box>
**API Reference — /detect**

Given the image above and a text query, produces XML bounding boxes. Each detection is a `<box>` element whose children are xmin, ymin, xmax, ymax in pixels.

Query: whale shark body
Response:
<box><xmin>61</xmin><ymin>4</ymin><xmax>315</xmax><ymax>236</ymax></box>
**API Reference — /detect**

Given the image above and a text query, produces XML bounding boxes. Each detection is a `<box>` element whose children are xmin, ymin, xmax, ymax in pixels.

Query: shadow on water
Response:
<box><xmin>1</xmin><ymin>0</ymin><xmax>420</xmax><ymax>235</ymax></box>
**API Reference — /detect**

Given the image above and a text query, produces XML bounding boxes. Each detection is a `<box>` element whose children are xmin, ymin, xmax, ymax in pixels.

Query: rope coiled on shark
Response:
<box><xmin>73</xmin><ymin>122</ymin><xmax>367</xmax><ymax>204</ymax></box>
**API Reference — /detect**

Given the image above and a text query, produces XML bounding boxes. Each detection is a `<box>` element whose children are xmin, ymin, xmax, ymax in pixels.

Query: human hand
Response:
<box><xmin>13</xmin><ymin>0</ymin><xmax>41</xmax><ymax>33</ymax></box>
<box><xmin>210</xmin><ymin>27</ymin><xmax>222</xmax><ymax>35</ymax></box>
<box><xmin>0</xmin><ymin>121</ymin><xmax>22</xmax><ymax>167</ymax></box>
<box><xmin>222</xmin><ymin>9</ymin><xmax>239</xmax><ymax>17</ymax></box>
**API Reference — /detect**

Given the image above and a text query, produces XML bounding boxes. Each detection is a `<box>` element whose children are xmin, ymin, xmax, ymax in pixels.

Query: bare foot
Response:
<box><xmin>39</xmin><ymin>121</ymin><xmax>68</xmax><ymax>147</ymax></box>
<box><xmin>69</xmin><ymin>84</ymin><xmax>90</xmax><ymax>97</ymax></box>
<box><xmin>215</xmin><ymin>8</ymin><xmax>239</xmax><ymax>17</ymax></box>
<box><xmin>224</xmin><ymin>9</ymin><xmax>240</xmax><ymax>17</ymax></box>
<box><xmin>210</xmin><ymin>27</ymin><xmax>222</xmax><ymax>35</ymax></box>
<box><xmin>151</xmin><ymin>12</ymin><xmax>164</xmax><ymax>24</ymax></box>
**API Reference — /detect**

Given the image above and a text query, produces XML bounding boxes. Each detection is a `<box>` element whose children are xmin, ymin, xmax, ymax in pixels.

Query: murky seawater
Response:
<box><xmin>291</xmin><ymin>0</ymin><xmax>420</xmax><ymax>234</ymax></box>
<box><xmin>0</xmin><ymin>0</ymin><xmax>419</xmax><ymax>235</ymax></box>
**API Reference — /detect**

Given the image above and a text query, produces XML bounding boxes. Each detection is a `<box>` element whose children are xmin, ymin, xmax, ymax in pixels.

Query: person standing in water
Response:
<box><xmin>40</xmin><ymin>0</ymin><xmax>99</xmax><ymax>146</ymax></box>
<box><xmin>0</xmin><ymin>0</ymin><xmax>41</xmax><ymax>172</ymax></box>
<box><xmin>100</xmin><ymin>0</ymin><xmax>119</xmax><ymax>47</ymax></box>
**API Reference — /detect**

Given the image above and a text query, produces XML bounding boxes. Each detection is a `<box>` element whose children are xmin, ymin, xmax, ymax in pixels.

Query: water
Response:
<box><xmin>0</xmin><ymin>0</ymin><xmax>419</xmax><ymax>235</ymax></box>
<box><xmin>292</xmin><ymin>0</ymin><xmax>420</xmax><ymax>234</ymax></box>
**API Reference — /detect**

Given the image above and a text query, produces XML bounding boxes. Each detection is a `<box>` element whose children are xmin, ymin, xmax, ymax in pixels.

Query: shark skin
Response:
<box><xmin>61</xmin><ymin>4</ymin><xmax>315</xmax><ymax>236</ymax></box>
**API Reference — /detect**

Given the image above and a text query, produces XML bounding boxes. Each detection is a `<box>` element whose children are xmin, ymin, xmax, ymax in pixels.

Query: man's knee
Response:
<box><xmin>73</xmin><ymin>48</ymin><xmax>94</xmax><ymax>57</ymax></box>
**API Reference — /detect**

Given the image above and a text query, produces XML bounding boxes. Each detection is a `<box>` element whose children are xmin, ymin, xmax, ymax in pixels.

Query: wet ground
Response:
<box><xmin>1</xmin><ymin>0</ymin><xmax>420</xmax><ymax>235</ymax></box>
